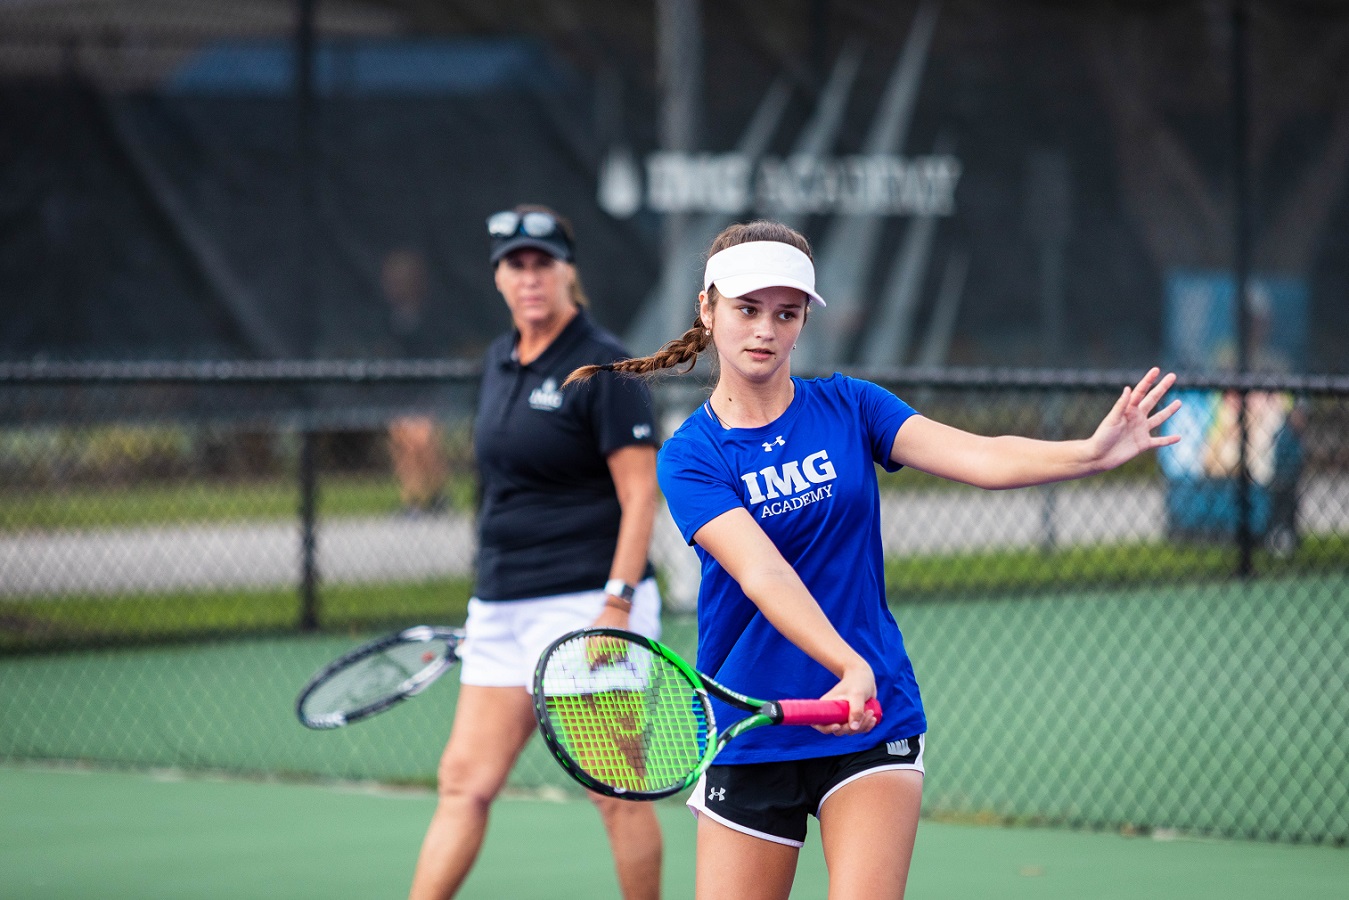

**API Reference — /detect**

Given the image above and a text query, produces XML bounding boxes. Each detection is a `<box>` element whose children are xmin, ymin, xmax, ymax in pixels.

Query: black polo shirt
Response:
<box><xmin>473</xmin><ymin>309</ymin><xmax>657</xmax><ymax>601</ymax></box>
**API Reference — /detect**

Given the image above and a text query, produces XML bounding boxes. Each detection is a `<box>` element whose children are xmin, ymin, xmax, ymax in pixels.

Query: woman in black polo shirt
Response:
<box><xmin>408</xmin><ymin>205</ymin><xmax>664</xmax><ymax>900</ymax></box>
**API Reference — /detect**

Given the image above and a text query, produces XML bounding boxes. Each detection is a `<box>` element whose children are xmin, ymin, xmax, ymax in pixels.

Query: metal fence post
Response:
<box><xmin>298</xmin><ymin>429</ymin><xmax>319</xmax><ymax>630</ymax></box>
<box><xmin>1231</xmin><ymin>0</ymin><xmax>1255</xmax><ymax>579</ymax></box>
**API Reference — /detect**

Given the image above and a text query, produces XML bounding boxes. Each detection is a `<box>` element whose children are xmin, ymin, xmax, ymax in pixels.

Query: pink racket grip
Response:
<box><xmin>777</xmin><ymin>698</ymin><xmax>883</xmax><ymax>726</ymax></box>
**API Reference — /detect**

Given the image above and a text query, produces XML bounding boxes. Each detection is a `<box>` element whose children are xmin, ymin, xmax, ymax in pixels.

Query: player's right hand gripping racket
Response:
<box><xmin>532</xmin><ymin>627</ymin><xmax>882</xmax><ymax>800</ymax></box>
<box><xmin>295</xmin><ymin>625</ymin><xmax>463</xmax><ymax>729</ymax></box>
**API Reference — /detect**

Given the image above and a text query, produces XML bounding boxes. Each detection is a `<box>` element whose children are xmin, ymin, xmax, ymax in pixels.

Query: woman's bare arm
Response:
<box><xmin>593</xmin><ymin>444</ymin><xmax>659</xmax><ymax>626</ymax></box>
<box><xmin>691</xmin><ymin>508</ymin><xmax>877</xmax><ymax>733</ymax></box>
<box><xmin>891</xmin><ymin>368</ymin><xmax>1182</xmax><ymax>490</ymax></box>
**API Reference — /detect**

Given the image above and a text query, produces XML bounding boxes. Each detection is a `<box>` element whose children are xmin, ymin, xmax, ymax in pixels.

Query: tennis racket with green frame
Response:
<box><xmin>532</xmin><ymin>627</ymin><xmax>882</xmax><ymax>800</ymax></box>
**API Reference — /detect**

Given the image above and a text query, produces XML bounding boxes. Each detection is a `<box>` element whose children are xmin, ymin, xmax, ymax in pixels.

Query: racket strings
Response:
<box><xmin>302</xmin><ymin>642</ymin><xmax>444</xmax><ymax>719</ymax></box>
<box><xmin>539</xmin><ymin>636</ymin><xmax>709</xmax><ymax>795</ymax></box>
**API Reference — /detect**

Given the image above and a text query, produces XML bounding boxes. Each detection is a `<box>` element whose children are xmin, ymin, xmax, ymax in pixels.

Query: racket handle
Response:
<box><xmin>775</xmin><ymin>698</ymin><xmax>883</xmax><ymax>726</ymax></box>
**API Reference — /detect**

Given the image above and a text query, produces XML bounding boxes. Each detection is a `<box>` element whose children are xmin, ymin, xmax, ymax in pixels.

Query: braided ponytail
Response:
<box><xmin>563</xmin><ymin>219</ymin><xmax>811</xmax><ymax>388</ymax></box>
<box><xmin>562</xmin><ymin>315</ymin><xmax>712</xmax><ymax>387</ymax></box>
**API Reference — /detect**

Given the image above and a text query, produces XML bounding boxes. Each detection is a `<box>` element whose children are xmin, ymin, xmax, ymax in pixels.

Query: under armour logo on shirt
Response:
<box><xmin>762</xmin><ymin>436</ymin><xmax>785</xmax><ymax>452</ymax></box>
<box><xmin>707</xmin><ymin>787</ymin><xmax>726</xmax><ymax>801</ymax></box>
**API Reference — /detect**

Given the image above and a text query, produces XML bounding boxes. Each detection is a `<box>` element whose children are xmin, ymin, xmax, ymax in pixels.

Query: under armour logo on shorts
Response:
<box><xmin>707</xmin><ymin>787</ymin><xmax>726</xmax><ymax>801</ymax></box>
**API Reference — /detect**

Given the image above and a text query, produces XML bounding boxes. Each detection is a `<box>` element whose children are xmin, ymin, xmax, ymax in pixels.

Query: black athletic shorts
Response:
<box><xmin>686</xmin><ymin>734</ymin><xmax>925</xmax><ymax>846</ymax></box>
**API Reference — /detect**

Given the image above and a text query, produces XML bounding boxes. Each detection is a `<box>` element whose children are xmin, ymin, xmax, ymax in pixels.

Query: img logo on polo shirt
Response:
<box><xmin>529</xmin><ymin>378</ymin><xmax>564</xmax><ymax>411</ymax></box>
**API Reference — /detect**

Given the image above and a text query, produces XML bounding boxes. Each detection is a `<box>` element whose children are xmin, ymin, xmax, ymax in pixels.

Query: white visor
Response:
<box><xmin>703</xmin><ymin>241</ymin><xmax>825</xmax><ymax>306</ymax></box>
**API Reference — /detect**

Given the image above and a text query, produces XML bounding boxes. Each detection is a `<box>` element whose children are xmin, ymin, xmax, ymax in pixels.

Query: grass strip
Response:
<box><xmin>6</xmin><ymin>532</ymin><xmax>1344</xmax><ymax>654</ymax></box>
<box><xmin>886</xmin><ymin>533</ymin><xmax>1349</xmax><ymax>598</ymax></box>
<box><xmin>0</xmin><ymin>474</ymin><xmax>477</xmax><ymax>532</ymax></box>
<box><xmin>0</xmin><ymin>578</ymin><xmax>473</xmax><ymax>653</ymax></box>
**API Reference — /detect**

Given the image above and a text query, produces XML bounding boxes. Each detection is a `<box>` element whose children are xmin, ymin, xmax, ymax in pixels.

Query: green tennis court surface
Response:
<box><xmin>3</xmin><ymin>765</ymin><xmax>1343</xmax><ymax>899</ymax></box>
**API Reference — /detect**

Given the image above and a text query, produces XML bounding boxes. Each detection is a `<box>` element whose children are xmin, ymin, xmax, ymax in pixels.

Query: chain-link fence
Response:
<box><xmin>1</xmin><ymin>362</ymin><xmax>1344</xmax><ymax>845</ymax></box>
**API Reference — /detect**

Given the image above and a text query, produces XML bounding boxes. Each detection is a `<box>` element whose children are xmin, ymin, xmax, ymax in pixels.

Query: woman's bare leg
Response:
<box><xmin>817</xmin><ymin>770</ymin><xmax>922</xmax><ymax>900</ymax></box>
<box><xmin>589</xmin><ymin>792</ymin><xmax>664</xmax><ymax>899</ymax></box>
<box><xmin>695</xmin><ymin>816</ymin><xmax>799</xmax><ymax>900</ymax></box>
<box><xmin>407</xmin><ymin>685</ymin><xmax>536</xmax><ymax>899</ymax></box>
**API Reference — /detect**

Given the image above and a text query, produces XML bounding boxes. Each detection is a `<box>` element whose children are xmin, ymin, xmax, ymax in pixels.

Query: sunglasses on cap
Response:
<box><xmin>487</xmin><ymin>210</ymin><xmax>564</xmax><ymax>240</ymax></box>
<box><xmin>487</xmin><ymin>209</ymin><xmax>574</xmax><ymax>264</ymax></box>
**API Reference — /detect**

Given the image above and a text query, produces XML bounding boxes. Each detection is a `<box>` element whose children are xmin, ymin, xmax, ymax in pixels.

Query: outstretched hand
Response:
<box><xmin>1086</xmin><ymin>367</ymin><xmax>1182</xmax><ymax>473</ymax></box>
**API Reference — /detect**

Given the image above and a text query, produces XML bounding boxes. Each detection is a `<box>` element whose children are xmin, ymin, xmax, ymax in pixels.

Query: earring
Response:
<box><xmin>705</xmin><ymin>329</ymin><xmax>711</xmax><ymax>336</ymax></box>
<box><xmin>792</xmin><ymin>343</ymin><xmax>797</xmax><ymax>349</ymax></box>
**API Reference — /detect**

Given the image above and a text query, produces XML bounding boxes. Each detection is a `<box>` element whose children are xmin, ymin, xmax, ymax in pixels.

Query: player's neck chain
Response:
<box><xmin>706</xmin><ymin>382</ymin><xmax>795</xmax><ymax>431</ymax></box>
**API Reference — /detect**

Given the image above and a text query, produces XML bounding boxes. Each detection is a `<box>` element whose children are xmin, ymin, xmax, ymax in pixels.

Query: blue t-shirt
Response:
<box><xmin>657</xmin><ymin>374</ymin><xmax>926</xmax><ymax>764</ymax></box>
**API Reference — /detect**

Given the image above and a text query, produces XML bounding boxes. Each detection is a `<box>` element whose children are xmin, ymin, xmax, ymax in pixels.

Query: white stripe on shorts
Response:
<box><xmin>686</xmin><ymin>774</ymin><xmax>805</xmax><ymax>848</ymax></box>
<box><xmin>817</xmin><ymin>733</ymin><xmax>926</xmax><ymax>814</ymax></box>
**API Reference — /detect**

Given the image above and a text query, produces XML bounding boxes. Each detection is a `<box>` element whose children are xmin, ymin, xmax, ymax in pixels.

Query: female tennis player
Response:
<box><xmin>408</xmin><ymin>205</ymin><xmax>664</xmax><ymax>900</ymax></box>
<box><xmin>567</xmin><ymin>220</ymin><xmax>1181</xmax><ymax>899</ymax></box>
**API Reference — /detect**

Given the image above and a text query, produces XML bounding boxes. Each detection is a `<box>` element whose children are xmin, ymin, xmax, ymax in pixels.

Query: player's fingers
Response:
<box><xmin>1147</xmin><ymin>398</ymin><xmax>1183</xmax><ymax>430</ymax></box>
<box><xmin>1127</xmin><ymin>369</ymin><xmax>1164</xmax><ymax>412</ymax></box>
<box><xmin>1139</xmin><ymin>371</ymin><xmax>1177</xmax><ymax>412</ymax></box>
<box><xmin>584</xmin><ymin>636</ymin><xmax>624</xmax><ymax>669</ymax></box>
<box><xmin>1131</xmin><ymin>366</ymin><xmax>1161</xmax><ymax>396</ymax></box>
<box><xmin>814</xmin><ymin>697</ymin><xmax>867</xmax><ymax>735</ymax></box>
<box><xmin>1108</xmin><ymin>385</ymin><xmax>1130</xmax><ymax>419</ymax></box>
<box><xmin>847</xmin><ymin>697</ymin><xmax>876</xmax><ymax>732</ymax></box>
